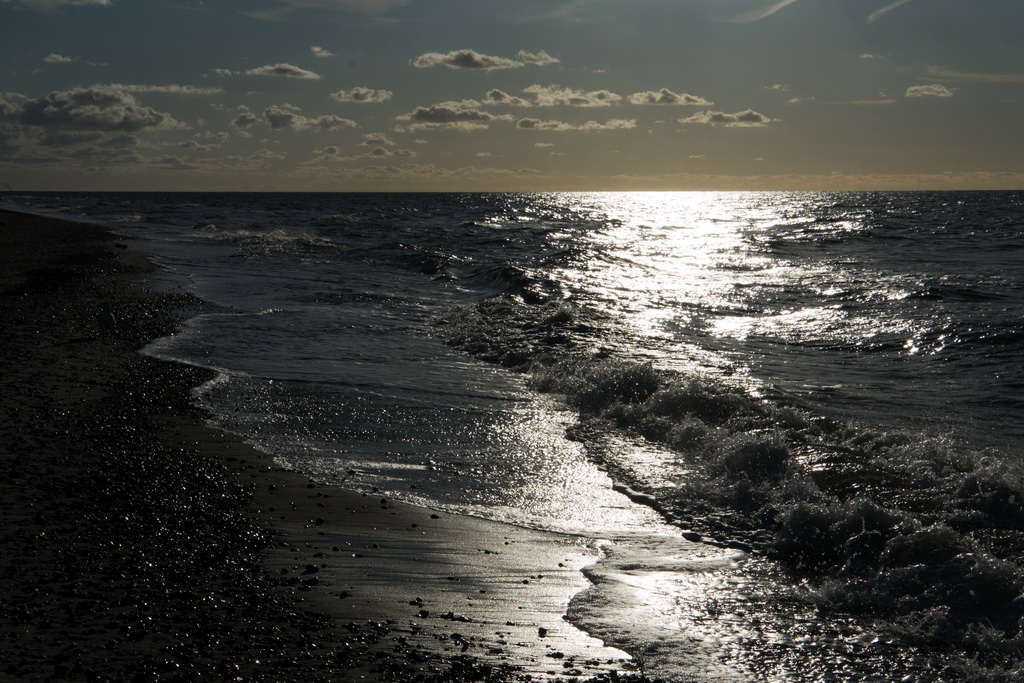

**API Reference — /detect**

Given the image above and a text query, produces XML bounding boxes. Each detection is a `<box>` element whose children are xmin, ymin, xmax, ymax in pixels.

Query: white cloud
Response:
<box><xmin>360</xmin><ymin>132</ymin><xmax>395</xmax><ymax>146</ymax></box>
<box><xmin>524</xmin><ymin>84</ymin><xmax>621</xmax><ymax>107</ymax></box>
<box><xmin>483</xmin><ymin>89</ymin><xmax>532</xmax><ymax>107</ymax></box>
<box><xmin>3</xmin><ymin>0</ymin><xmax>109</xmax><ymax>11</ymax></box>
<box><xmin>516</xmin><ymin>118</ymin><xmax>636</xmax><ymax>132</ymax></box>
<box><xmin>221</xmin><ymin>149</ymin><xmax>286</xmax><ymax>170</ymax></box>
<box><xmin>108</xmin><ymin>83</ymin><xmax>225</xmax><ymax>96</ymax></box>
<box><xmin>149</xmin><ymin>154</ymin><xmax>201</xmax><ymax>171</ymax></box>
<box><xmin>905</xmin><ymin>84</ymin><xmax>953</xmax><ymax>97</ymax></box>
<box><xmin>730</xmin><ymin>0</ymin><xmax>801</xmax><ymax>23</ymax></box>
<box><xmin>412</xmin><ymin>50</ymin><xmax>523</xmax><ymax>71</ymax></box>
<box><xmin>925</xmin><ymin>66</ymin><xmax>1024</xmax><ymax>84</ymax></box>
<box><xmin>679</xmin><ymin>109</ymin><xmax>774</xmax><ymax>127</ymax></box>
<box><xmin>517</xmin><ymin>50</ymin><xmax>560</xmax><ymax>66</ymax></box>
<box><xmin>868</xmin><ymin>0</ymin><xmax>915</xmax><ymax>23</ymax></box>
<box><xmin>398</xmin><ymin>121</ymin><xmax>486</xmax><ymax>133</ymax></box>
<box><xmin>396</xmin><ymin>101</ymin><xmax>512</xmax><ymax>131</ymax></box>
<box><xmin>43</xmin><ymin>53</ymin><xmax>73</xmax><ymax>64</ymax></box>
<box><xmin>263</xmin><ymin>0</ymin><xmax>407</xmax><ymax>14</ymax></box>
<box><xmin>246</xmin><ymin>63</ymin><xmax>321</xmax><ymax>80</ymax></box>
<box><xmin>363</xmin><ymin>145</ymin><xmax>415</xmax><ymax>158</ymax></box>
<box><xmin>628</xmin><ymin>88</ymin><xmax>712</xmax><ymax>106</ymax></box>
<box><xmin>231</xmin><ymin>112</ymin><xmax>259</xmax><ymax>129</ymax></box>
<box><xmin>314</xmin><ymin>145</ymin><xmax>343</xmax><ymax>158</ymax></box>
<box><xmin>179</xmin><ymin>139</ymin><xmax>218</xmax><ymax>152</ymax></box>
<box><xmin>311</xmin><ymin>46</ymin><xmax>334</xmax><ymax>58</ymax></box>
<box><xmin>264</xmin><ymin>106</ymin><xmax>358</xmax><ymax>130</ymax></box>
<box><xmin>38</xmin><ymin>130</ymin><xmax>104</xmax><ymax>146</ymax></box>
<box><xmin>3</xmin><ymin>86</ymin><xmax>180</xmax><ymax>132</ymax></box>
<box><xmin>308</xmin><ymin>140</ymin><xmax>414</xmax><ymax>163</ymax></box>
<box><xmin>330</xmin><ymin>87</ymin><xmax>393</xmax><ymax>103</ymax></box>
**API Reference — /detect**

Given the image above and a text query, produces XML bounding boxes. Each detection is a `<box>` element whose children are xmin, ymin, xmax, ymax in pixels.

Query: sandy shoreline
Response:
<box><xmin>0</xmin><ymin>209</ymin><xmax>645</xmax><ymax>682</ymax></box>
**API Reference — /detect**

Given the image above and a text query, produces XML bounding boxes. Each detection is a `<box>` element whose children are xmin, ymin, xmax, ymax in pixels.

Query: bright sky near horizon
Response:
<box><xmin>1</xmin><ymin>0</ymin><xmax>1022</xmax><ymax>191</ymax></box>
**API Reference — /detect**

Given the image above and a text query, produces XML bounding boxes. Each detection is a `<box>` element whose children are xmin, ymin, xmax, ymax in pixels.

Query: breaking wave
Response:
<box><xmin>437</xmin><ymin>293</ymin><xmax>1024</xmax><ymax>668</ymax></box>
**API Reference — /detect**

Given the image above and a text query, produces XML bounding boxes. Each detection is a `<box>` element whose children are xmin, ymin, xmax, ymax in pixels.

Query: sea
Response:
<box><xmin>5</xmin><ymin>191</ymin><xmax>1023</xmax><ymax>681</ymax></box>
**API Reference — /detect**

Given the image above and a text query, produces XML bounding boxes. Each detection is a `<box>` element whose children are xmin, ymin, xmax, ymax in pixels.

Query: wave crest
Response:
<box><xmin>440</xmin><ymin>293</ymin><xmax>1024</xmax><ymax>661</ymax></box>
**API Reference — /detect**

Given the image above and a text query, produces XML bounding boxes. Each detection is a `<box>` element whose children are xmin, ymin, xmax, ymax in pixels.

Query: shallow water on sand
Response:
<box><xmin>6</xmin><ymin>190</ymin><xmax>1024</xmax><ymax>680</ymax></box>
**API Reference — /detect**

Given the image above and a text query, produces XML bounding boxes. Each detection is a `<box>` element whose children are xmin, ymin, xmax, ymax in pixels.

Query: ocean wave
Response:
<box><xmin>189</xmin><ymin>223</ymin><xmax>336</xmax><ymax>253</ymax></box>
<box><xmin>314</xmin><ymin>212</ymin><xmax>361</xmax><ymax>226</ymax></box>
<box><xmin>439</xmin><ymin>293</ymin><xmax>1024</xmax><ymax>666</ymax></box>
<box><xmin>369</xmin><ymin>241</ymin><xmax>457</xmax><ymax>280</ymax></box>
<box><xmin>457</xmin><ymin>264</ymin><xmax>564</xmax><ymax>304</ymax></box>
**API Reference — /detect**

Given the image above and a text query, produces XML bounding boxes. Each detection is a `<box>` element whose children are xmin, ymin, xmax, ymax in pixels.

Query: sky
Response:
<box><xmin>1</xmin><ymin>0</ymin><xmax>1022</xmax><ymax>192</ymax></box>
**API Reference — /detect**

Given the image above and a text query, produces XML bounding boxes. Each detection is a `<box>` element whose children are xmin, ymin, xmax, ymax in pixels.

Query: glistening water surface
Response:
<box><xmin>6</xmin><ymin>190</ymin><xmax>1023</xmax><ymax>680</ymax></box>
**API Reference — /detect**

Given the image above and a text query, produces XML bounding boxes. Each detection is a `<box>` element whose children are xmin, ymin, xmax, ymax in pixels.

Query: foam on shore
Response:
<box><xmin>0</xmin><ymin>209</ymin><xmax>646</xmax><ymax>682</ymax></box>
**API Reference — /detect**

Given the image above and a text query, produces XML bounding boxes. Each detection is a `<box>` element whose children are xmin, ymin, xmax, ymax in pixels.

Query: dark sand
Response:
<box><xmin>0</xmin><ymin>210</ymin><xmax>651</xmax><ymax>682</ymax></box>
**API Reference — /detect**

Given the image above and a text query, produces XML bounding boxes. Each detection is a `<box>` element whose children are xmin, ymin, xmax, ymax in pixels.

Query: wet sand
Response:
<box><xmin>0</xmin><ymin>209</ymin><xmax>648</xmax><ymax>682</ymax></box>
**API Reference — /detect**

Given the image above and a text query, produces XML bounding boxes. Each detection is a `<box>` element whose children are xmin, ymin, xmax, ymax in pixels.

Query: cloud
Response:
<box><xmin>150</xmin><ymin>154</ymin><xmax>201</xmax><ymax>171</ymax></box>
<box><xmin>628</xmin><ymin>88</ymin><xmax>712</xmax><ymax>106</ymax></box>
<box><xmin>905</xmin><ymin>84</ymin><xmax>953</xmax><ymax>97</ymax></box>
<box><xmin>483</xmin><ymin>89</ymin><xmax>532</xmax><ymax>107</ymax></box>
<box><xmin>108</xmin><ymin>83</ymin><xmax>225</xmax><ymax>96</ymax></box>
<box><xmin>245</xmin><ymin>63</ymin><xmax>321</xmax><ymax>80</ymax></box>
<box><xmin>178</xmin><ymin>139</ymin><xmax>218</xmax><ymax>152</ymax></box>
<box><xmin>232</xmin><ymin>112</ymin><xmax>259</xmax><ymax>129</ymax></box>
<box><xmin>516</xmin><ymin>118</ymin><xmax>636</xmax><ymax>132</ymax></box>
<box><xmin>3</xmin><ymin>0</ymin><xmax>110</xmax><ymax>11</ymax></box>
<box><xmin>362</xmin><ymin>145</ymin><xmax>415</xmax><ymax>158</ymax></box>
<box><xmin>308</xmin><ymin>140</ymin><xmax>415</xmax><ymax>163</ymax></box>
<box><xmin>311</xmin><ymin>46</ymin><xmax>334</xmax><ymax>58</ymax></box>
<box><xmin>412</xmin><ymin>50</ymin><xmax>524</xmax><ymax>71</ymax></box>
<box><xmin>839</xmin><ymin>98</ymin><xmax>898</xmax><ymax>105</ymax></box>
<box><xmin>330</xmin><ymin>87</ymin><xmax>393</xmax><ymax>103</ymax></box>
<box><xmin>396</xmin><ymin>101</ymin><xmax>511</xmax><ymax>131</ymax></box>
<box><xmin>678</xmin><ymin>109</ymin><xmax>774</xmax><ymax>126</ymax></box>
<box><xmin>43</xmin><ymin>53</ymin><xmax>73</xmax><ymax>64</ymax></box>
<box><xmin>102</xmin><ymin>134</ymin><xmax>139</xmax><ymax>147</ymax></box>
<box><xmin>868</xmin><ymin>0</ymin><xmax>915</xmax><ymax>23</ymax></box>
<box><xmin>263</xmin><ymin>106</ymin><xmax>358</xmax><ymax>130</ymax></box>
<box><xmin>38</xmin><ymin>131</ymin><xmax>104</xmax><ymax>146</ymax></box>
<box><xmin>523</xmin><ymin>84</ymin><xmax>621</xmax><ymax>107</ymax></box>
<box><xmin>925</xmin><ymin>66</ymin><xmax>1024</xmax><ymax>84</ymax></box>
<box><xmin>258</xmin><ymin>0</ymin><xmax>408</xmax><ymax>15</ymax></box>
<box><xmin>517</xmin><ymin>50</ymin><xmax>560</xmax><ymax>66</ymax></box>
<box><xmin>4</xmin><ymin>86</ymin><xmax>180</xmax><ymax>132</ymax></box>
<box><xmin>221</xmin><ymin>149</ymin><xmax>286</xmax><ymax>170</ymax></box>
<box><xmin>730</xmin><ymin>0</ymin><xmax>801</xmax><ymax>23</ymax></box>
<box><xmin>313</xmin><ymin>145</ymin><xmax>343</xmax><ymax>158</ymax></box>
<box><xmin>359</xmin><ymin>132</ymin><xmax>395</xmax><ymax>146</ymax></box>
<box><xmin>404</xmin><ymin>103</ymin><xmax>495</xmax><ymax>123</ymax></box>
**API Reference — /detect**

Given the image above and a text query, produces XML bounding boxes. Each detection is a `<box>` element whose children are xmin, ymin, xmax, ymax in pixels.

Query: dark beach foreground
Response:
<box><xmin>0</xmin><ymin>210</ymin><xmax>647</xmax><ymax>682</ymax></box>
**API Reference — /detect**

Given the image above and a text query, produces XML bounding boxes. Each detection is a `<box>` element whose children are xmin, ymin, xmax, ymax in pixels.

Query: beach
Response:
<box><xmin>0</xmin><ymin>209</ymin><xmax>641</xmax><ymax>682</ymax></box>
<box><xmin>5</xmin><ymin>189</ymin><xmax>1020</xmax><ymax>682</ymax></box>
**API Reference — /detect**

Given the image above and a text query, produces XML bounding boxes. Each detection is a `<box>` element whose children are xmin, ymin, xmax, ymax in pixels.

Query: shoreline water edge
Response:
<box><xmin>0</xmin><ymin>209</ymin><xmax>656</xmax><ymax>682</ymax></box>
<box><xmin>7</xmin><ymin>190</ymin><xmax>1022</xmax><ymax>682</ymax></box>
